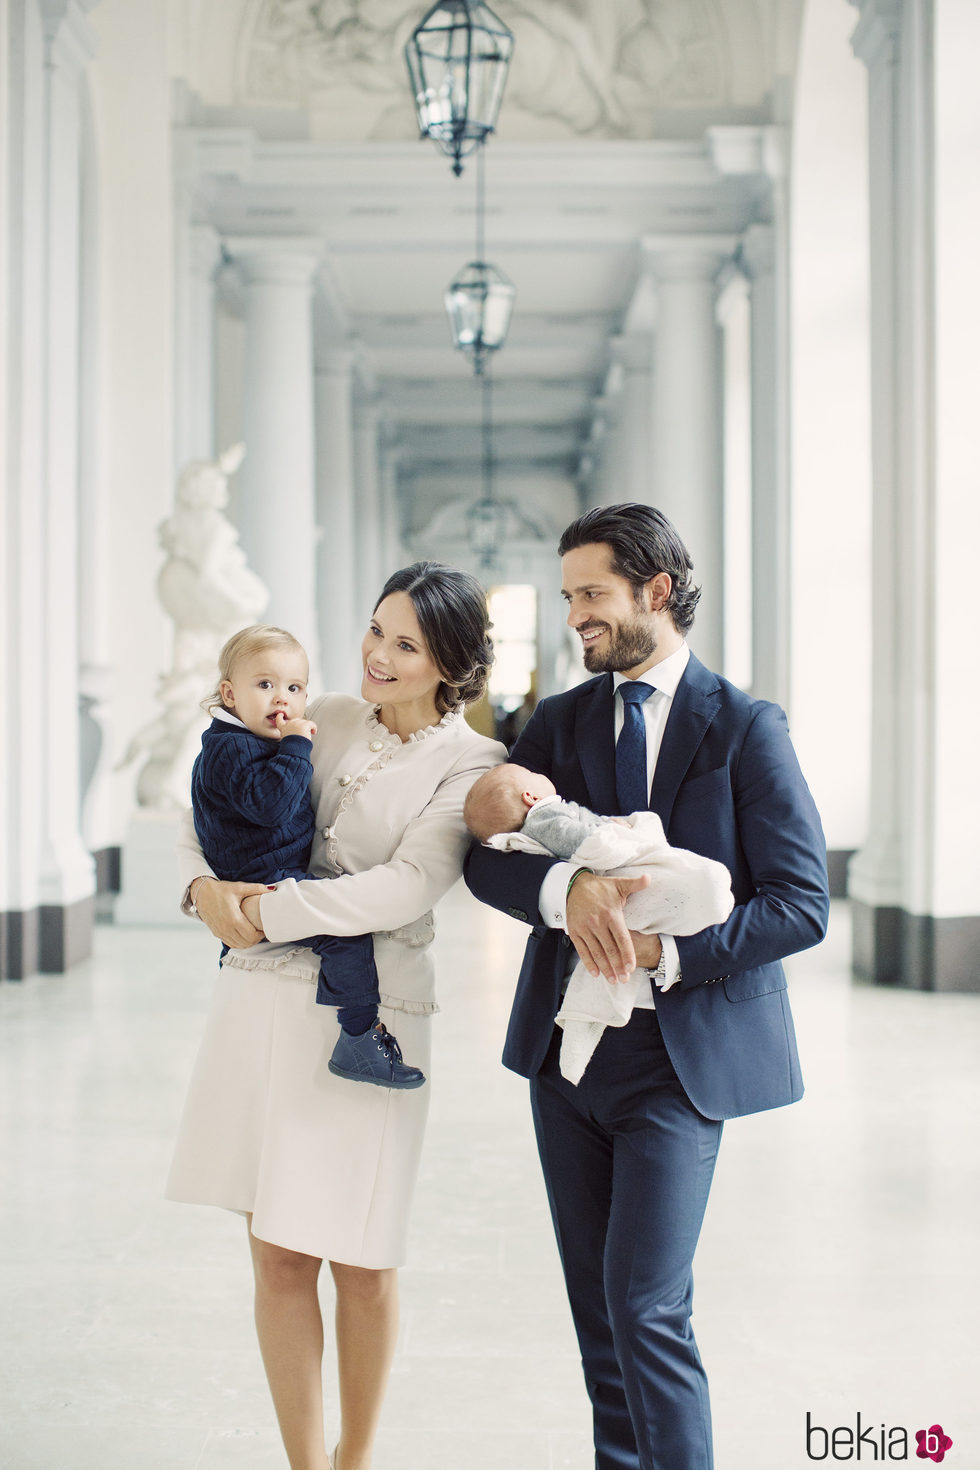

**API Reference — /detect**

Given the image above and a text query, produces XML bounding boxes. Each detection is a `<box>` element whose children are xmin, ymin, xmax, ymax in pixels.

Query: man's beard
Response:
<box><xmin>581</xmin><ymin>611</ymin><xmax>657</xmax><ymax>673</ymax></box>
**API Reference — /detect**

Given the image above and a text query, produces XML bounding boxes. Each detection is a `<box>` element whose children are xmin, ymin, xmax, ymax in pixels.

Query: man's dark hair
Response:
<box><xmin>558</xmin><ymin>503</ymin><xmax>701</xmax><ymax>633</ymax></box>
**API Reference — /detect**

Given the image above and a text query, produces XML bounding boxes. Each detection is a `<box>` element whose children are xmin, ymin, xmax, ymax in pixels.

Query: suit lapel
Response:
<box><xmin>649</xmin><ymin>654</ymin><xmax>722</xmax><ymax>828</ymax></box>
<box><xmin>574</xmin><ymin>674</ymin><xmax>618</xmax><ymax>816</ymax></box>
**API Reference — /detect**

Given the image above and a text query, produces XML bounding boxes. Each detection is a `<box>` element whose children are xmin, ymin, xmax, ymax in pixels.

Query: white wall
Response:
<box><xmin>88</xmin><ymin>0</ymin><xmax>176</xmax><ymax>838</ymax></box>
<box><xmin>789</xmin><ymin>0</ymin><xmax>872</xmax><ymax>851</ymax></box>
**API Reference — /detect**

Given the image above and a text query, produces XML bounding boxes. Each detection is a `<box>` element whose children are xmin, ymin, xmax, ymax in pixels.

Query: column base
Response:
<box><xmin>41</xmin><ymin>896</ymin><xmax>95</xmax><ymax>973</ymax></box>
<box><xmin>1</xmin><ymin>909</ymin><xmax>41</xmax><ymax>981</ymax></box>
<box><xmin>1</xmin><ymin>898</ymin><xmax>94</xmax><ymax>980</ymax></box>
<box><xmin>851</xmin><ymin>900</ymin><xmax>980</xmax><ymax>992</ymax></box>
<box><xmin>114</xmin><ymin>810</ymin><xmax>184</xmax><ymax>926</ymax></box>
<box><xmin>826</xmin><ymin>849</ymin><xmax>856</xmax><ymax>899</ymax></box>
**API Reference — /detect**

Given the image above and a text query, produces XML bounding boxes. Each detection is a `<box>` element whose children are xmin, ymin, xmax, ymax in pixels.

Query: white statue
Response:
<box><xmin>118</xmin><ymin>444</ymin><xmax>269</xmax><ymax>809</ymax></box>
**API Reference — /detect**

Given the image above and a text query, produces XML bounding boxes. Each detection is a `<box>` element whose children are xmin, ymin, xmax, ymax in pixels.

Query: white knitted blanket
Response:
<box><xmin>486</xmin><ymin>810</ymin><xmax>734</xmax><ymax>1083</ymax></box>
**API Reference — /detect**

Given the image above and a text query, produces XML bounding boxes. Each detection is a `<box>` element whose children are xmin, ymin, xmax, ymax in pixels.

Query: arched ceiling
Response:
<box><xmin>177</xmin><ymin>0</ymin><xmax>806</xmax><ymax>515</ymax></box>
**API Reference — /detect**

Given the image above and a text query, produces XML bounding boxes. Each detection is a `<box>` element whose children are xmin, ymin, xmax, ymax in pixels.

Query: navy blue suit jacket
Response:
<box><xmin>464</xmin><ymin>654</ymin><xmax>829</xmax><ymax>1120</ymax></box>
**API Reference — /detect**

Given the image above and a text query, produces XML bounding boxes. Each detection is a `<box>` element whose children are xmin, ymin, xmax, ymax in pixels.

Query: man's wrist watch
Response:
<box><xmin>650</xmin><ymin>944</ymin><xmax>667</xmax><ymax>986</ymax></box>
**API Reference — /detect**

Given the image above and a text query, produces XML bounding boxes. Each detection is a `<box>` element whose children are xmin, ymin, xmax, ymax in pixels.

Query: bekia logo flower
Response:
<box><xmin>915</xmin><ymin>1425</ymin><xmax>953</xmax><ymax>1462</ymax></box>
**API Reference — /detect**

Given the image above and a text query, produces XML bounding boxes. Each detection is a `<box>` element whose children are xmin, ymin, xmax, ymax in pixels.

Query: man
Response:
<box><xmin>465</xmin><ymin>504</ymin><xmax>829</xmax><ymax>1470</ymax></box>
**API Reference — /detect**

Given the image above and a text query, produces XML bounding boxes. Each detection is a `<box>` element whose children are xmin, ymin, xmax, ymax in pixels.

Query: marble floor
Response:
<box><xmin>0</xmin><ymin>891</ymin><xmax>977</xmax><ymax>1470</ymax></box>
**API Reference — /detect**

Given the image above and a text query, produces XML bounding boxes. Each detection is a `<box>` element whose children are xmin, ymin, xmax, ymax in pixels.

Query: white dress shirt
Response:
<box><xmin>537</xmin><ymin>642</ymin><xmax>691</xmax><ymax>999</ymax></box>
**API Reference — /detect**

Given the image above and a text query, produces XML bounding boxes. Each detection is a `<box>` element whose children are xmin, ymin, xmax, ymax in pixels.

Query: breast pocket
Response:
<box><xmin>672</xmin><ymin>764</ymin><xmax>731</xmax><ymax>813</ymax></box>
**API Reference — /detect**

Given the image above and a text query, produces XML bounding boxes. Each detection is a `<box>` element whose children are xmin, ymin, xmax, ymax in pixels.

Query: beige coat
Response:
<box><xmin>178</xmin><ymin>692</ymin><xmax>506</xmax><ymax>1011</ymax></box>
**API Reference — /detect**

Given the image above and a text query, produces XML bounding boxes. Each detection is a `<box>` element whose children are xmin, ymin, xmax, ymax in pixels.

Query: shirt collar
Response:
<box><xmin>212</xmin><ymin>707</ymin><xmax>248</xmax><ymax>729</ymax></box>
<box><xmin>612</xmin><ymin>642</ymin><xmax>690</xmax><ymax>701</ymax></box>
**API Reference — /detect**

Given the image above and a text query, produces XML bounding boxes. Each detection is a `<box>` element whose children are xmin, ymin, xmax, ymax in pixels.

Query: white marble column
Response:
<box><xmin>608</xmin><ymin>333</ymin><xmax>653</xmax><ymax>504</ymax></box>
<box><xmin>644</xmin><ymin>237</ymin><xmax>734</xmax><ymax>674</ymax></box>
<box><xmin>847</xmin><ymin>0</ymin><xmax>979</xmax><ymax>989</ymax></box>
<box><xmin>740</xmin><ymin>221</ymin><xmax>790</xmax><ymax>708</ymax></box>
<box><xmin>2</xmin><ymin>0</ymin><xmax>46</xmax><ymax>975</ymax></box>
<box><xmin>315</xmin><ymin>348</ymin><xmax>361</xmax><ymax>697</ymax></box>
<box><xmin>174</xmin><ymin>222</ymin><xmax>221</xmax><ymax>466</ymax></box>
<box><xmin>378</xmin><ymin>425</ymin><xmax>405</xmax><ymax>580</ymax></box>
<box><xmin>354</xmin><ymin>389</ymin><xmax>384</xmax><ymax>614</ymax></box>
<box><xmin>36</xmin><ymin>0</ymin><xmax>98</xmax><ymax>962</ymax></box>
<box><xmin>231</xmin><ymin>238</ymin><xmax>321</xmax><ymax>657</ymax></box>
<box><xmin>585</xmin><ymin>393</ymin><xmax>613</xmax><ymax>506</ymax></box>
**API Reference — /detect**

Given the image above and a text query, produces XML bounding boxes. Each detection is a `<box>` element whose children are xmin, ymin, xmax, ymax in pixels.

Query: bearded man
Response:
<box><xmin>465</xmin><ymin>502</ymin><xmax>829</xmax><ymax>1470</ymax></box>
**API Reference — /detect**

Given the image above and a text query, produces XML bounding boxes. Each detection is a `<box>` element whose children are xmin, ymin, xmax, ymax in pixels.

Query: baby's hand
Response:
<box><xmin>275</xmin><ymin>713</ymin><xmax>317</xmax><ymax>741</ymax></box>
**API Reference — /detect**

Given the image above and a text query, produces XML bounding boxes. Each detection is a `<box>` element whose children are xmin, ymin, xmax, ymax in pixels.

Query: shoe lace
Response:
<box><xmin>375</xmin><ymin>1023</ymin><xmax>404</xmax><ymax>1064</ymax></box>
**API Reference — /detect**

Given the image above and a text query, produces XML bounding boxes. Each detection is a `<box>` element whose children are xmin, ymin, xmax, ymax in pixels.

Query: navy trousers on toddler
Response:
<box><xmin>290</xmin><ymin>872</ymin><xmax>425</xmax><ymax>1091</ymax></box>
<box><xmin>219</xmin><ymin>916</ymin><xmax>421</xmax><ymax>1088</ymax></box>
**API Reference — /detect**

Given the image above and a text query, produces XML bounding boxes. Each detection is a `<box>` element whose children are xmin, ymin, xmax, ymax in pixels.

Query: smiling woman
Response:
<box><xmin>166</xmin><ymin>561</ymin><xmax>505</xmax><ymax>1470</ymax></box>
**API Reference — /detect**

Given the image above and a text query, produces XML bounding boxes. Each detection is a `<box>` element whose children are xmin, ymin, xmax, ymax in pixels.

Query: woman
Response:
<box><xmin>167</xmin><ymin>563</ymin><xmax>506</xmax><ymax>1470</ymax></box>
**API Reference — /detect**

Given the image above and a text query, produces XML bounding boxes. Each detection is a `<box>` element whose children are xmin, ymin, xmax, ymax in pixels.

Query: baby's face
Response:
<box><xmin>220</xmin><ymin>647</ymin><xmax>309</xmax><ymax>740</ymax></box>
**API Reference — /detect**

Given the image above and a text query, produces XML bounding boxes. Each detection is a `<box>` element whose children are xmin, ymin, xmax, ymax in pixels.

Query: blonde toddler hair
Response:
<box><xmin>202</xmin><ymin>624</ymin><xmax>307</xmax><ymax>714</ymax></box>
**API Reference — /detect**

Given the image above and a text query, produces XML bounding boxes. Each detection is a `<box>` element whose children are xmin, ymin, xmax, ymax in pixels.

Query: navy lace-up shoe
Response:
<box><xmin>328</xmin><ymin>1023</ymin><xmax>426</xmax><ymax>1090</ymax></box>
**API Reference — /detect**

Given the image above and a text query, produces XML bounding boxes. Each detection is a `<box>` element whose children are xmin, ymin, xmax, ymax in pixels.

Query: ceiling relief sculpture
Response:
<box><xmin>237</xmin><ymin>0</ymin><xmax>738</xmax><ymax>142</ymax></box>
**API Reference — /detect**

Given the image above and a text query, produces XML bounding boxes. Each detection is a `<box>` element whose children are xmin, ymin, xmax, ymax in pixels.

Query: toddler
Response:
<box><xmin>191</xmin><ymin>624</ymin><xmax>424</xmax><ymax>1090</ymax></box>
<box><xmin>464</xmin><ymin>763</ymin><xmax>734</xmax><ymax>1083</ymax></box>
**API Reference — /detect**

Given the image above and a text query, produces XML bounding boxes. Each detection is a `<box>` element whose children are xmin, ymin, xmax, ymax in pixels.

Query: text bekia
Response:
<box><xmin>806</xmin><ymin>1413</ymin><xmax>954</xmax><ymax>1461</ymax></box>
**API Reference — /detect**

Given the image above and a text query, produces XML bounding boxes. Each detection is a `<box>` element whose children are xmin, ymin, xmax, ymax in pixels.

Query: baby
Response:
<box><xmin>464</xmin><ymin>763</ymin><xmax>734</xmax><ymax>1083</ymax></box>
<box><xmin>191</xmin><ymin>624</ymin><xmax>424</xmax><ymax>1090</ymax></box>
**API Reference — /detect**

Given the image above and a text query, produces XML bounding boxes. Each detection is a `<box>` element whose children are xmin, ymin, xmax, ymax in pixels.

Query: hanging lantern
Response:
<box><xmin>445</xmin><ymin>260</ymin><xmax>516</xmax><ymax>373</ymax></box>
<box><xmin>405</xmin><ymin>1</ymin><xmax>515</xmax><ymax>176</ymax></box>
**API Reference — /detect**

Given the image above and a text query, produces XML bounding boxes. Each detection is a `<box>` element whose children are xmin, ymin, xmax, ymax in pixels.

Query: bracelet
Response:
<box><xmin>566</xmin><ymin>867</ymin><xmax>591</xmax><ymax>902</ymax></box>
<box><xmin>189</xmin><ymin>874</ymin><xmax>216</xmax><ymax>912</ymax></box>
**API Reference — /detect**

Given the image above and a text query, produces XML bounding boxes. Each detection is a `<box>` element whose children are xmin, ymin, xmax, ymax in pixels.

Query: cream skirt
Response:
<box><xmin>165</xmin><ymin>962</ymin><xmax>432</xmax><ymax>1267</ymax></box>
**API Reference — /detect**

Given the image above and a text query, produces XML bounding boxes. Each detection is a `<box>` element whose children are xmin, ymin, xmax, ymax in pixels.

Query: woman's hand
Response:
<box><xmin>193</xmin><ymin>878</ymin><xmax>269</xmax><ymax>948</ymax></box>
<box><xmin>241</xmin><ymin>894</ymin><xmax>265</xmax><ymax>934</ymax></box>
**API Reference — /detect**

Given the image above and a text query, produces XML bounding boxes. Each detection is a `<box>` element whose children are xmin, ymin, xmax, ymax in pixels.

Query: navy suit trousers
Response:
<box><xmin>531</xmin><ymin>1012</ymin><xmax>722</xmax><ymax>1470</ymax></box>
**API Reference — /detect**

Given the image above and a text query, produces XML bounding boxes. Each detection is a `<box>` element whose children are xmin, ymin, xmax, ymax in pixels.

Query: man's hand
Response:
<box><xmin>566</xmin><ymin>872</ymin><xmax>652</xmax><ymax>982</ymax></box>
<box><xmin>629</xmin><ymin>931</ymin><xmax>663</xmax><ymax>971</ymax></box>
<box><xmin>274</xmin><ymin>713</ymin><xmax>318</xmax><ymax>741</ymax></box>
<box><xmin>194</xmin><ymin>878</ymin><xmax>269</xmax><ymax>948</ymax></box>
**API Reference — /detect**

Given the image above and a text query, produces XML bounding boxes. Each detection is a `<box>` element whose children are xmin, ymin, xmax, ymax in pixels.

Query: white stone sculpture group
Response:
<box><xmin>118</xmin><ymin>444</ymin><xmax>268</xmax><ymax>809</ymax></box>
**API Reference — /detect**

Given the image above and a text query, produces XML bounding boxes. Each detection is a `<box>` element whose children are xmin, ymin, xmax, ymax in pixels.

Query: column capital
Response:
<box><xmin>189</xmin><ymin>225</ymin><xmax>223</xmax><ymax>281</ymax></box>
<box><xmin>316</xmin><ymin>345</ymin><xmax>356</xmax><ymax>378</ymax></box>
<box><xmin>609</xmin><ymin>332</ymin><xmax>653</xmax><ymax>374</ymax></box>
<box><xmin>41</xmin><ymin>0</ymin><xmax>99</xmax><ymax>74</ymax></box>
<box><xmin>641</xmin><ymin>235</ymin><xmax>738</xmax><ymax>283</ymax></box>
<box><xmin>355</xmin><ymin>393</ymin><xmax>382</xmax><ymax>429</ymax></box>
<box><xmin>707</xmin><ymin>125</ymin><xmax>789</xmax><ymax>182</ymax></box>
<box><xmin>379</xmin><ymin>419</ymin><xmax>402</xmax><ymax>454</ymax></box>
<box><xmin>738</xmin><ymin>222</ymin><xmax>776</xmax><ymax>281</ymax></box>
<box><xmin>849</xmin><ymin>0</ymin><xmax>902</xmax><ymax>71</ymax></box>
<box><xmin>588</xmin><ymin>394</ymin><xmax>615</xmax><ymax>442</ymax></box>
<box><xmin>227</xmin><ymin>237</ymin><xmax>324</xmax><ymax>288</ymax></box>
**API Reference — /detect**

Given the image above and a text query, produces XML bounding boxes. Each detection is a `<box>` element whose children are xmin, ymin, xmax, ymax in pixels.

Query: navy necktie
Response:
<box><xmin>616</xmin><ymin>681</ymin><xmax>655</xmax><ymax>814</ymax></box>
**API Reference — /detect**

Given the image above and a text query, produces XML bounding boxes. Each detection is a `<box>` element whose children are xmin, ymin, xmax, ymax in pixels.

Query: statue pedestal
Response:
<box><xmin>114</xmin><ymin>809</ymin><xmax>186</xmax><ymax>926</ymax></box>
